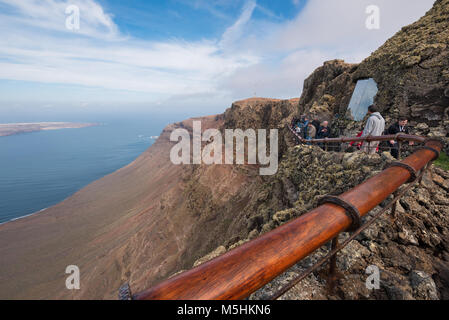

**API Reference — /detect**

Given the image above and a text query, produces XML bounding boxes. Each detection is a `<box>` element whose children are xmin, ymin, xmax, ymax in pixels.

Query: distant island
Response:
<box><xmin>0</xmin><ymin>122</ymin><xmax>99</xmax><ymax>137</ymax></box>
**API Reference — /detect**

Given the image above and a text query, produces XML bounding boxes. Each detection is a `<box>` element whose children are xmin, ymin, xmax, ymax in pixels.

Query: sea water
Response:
<box><xmin>0</xmin><ymin>113</ymin><xmax>189</xmax><ymax>224</ymax></box>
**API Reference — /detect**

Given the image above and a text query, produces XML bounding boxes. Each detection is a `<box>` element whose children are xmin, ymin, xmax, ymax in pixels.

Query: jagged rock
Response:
<box><xmin>409</xmin><ymin>271</ymin><xmax>440</xmax><ymax>300</ymax></box>
<box><xmin>337</xmin><ymin>275</ymin><xmax>372</xmax><ymax>300</ymax></box>
<box><xmin>398</xmin><ymin>229</ymin><xmax>420</xmax><ymax>246</ymax></box>
<box><xmin>381</xmin><ymin>270</ymin><xmax>415</xmax><ymax>300</ymax></box>
<box><xmin>338</xmin><ymin>241</ymin><xmax>371</xmax><ymax>272</ymax></box>
<box><xmin>193</xmin><ymin>0</ymin><xmax>449</xmax><ymax>301</ymax></box>
<box><xmin>298</xmin><ymin>59</ymin><xmax>357</xmax><ymax>121</ymax></box>
<box><xmin>249</xmin><ymin>270</ymin><xmax>327</xmax><ymax>301</ymax></box>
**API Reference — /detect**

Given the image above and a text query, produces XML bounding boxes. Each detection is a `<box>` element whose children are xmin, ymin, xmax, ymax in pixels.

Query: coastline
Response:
<box><xmin>0</xmin><ymin>122</ymin><xmax>99</xmax><ymax>137</ymax></box>
<box><xmin>0</xmin><ymin>208</ymin><xmax>49</xmax><ymax>227</ymax></box>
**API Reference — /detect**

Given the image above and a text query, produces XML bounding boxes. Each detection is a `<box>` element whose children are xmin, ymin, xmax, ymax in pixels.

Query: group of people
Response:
<box><xmin>291</xmin><ymin>115</ymin><xmax>331</xmax><ymax>142</ymax></box>
<box><xmin>359</xmin><ymin>105</ymin><xmax>413</xmax><ymax>158</ymax></box>
<box><xmin>291</xmin><ymin>105</ymin><xmax>413</xmax><ymax>159</ymax></box>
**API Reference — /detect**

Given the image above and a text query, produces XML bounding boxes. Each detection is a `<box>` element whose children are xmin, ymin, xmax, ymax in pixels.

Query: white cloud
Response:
<box><xmin>0</xmin><ymin>0</ymin><xmax>260</xmax><ymax>106</ymax></box>
<box><xmin>219</xmin><ymin>0</ymin><xmax>257</xmax><ymax>50</ymax></box>
<box><xmin>0</xmin><ymin>0</ymin><xmax>438</xmax><ymax>114</ymax></box>
<box><xmin>0</xmin><ymin>0</ymin><xmax>119</xmax><ymax>39</ymax></box>
<box><xmin>219</xmin><ymin>0</ymin><xmax>436</xmax><ymax>101</ymax></box>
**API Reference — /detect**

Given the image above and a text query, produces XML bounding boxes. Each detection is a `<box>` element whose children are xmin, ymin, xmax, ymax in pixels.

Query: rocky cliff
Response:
<box><xmin>181</xmin><ymin>0</ymin><xmax>449</xmax><ymax>300</ymax></box>
<box><xmin>297</xmin><ymin>0</ymin><xmax>449</xmax><ymax>151</ymax></box>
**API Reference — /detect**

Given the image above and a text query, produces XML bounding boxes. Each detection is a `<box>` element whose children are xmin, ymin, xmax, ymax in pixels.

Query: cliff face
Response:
<box><xmin>298</xmin><ymin>60</ymin><xmax>358</xmax><ymax>121</ymax></box>
<box><xmin>0</xmin><ymin>116</ymin><xmax>205</xmax><ymax>299</ymax></box>
<box><xmin>0</xmin><ymin>99</ymin><xmax>298</xmax><ymax>300</ymax></box>
<box><xmin>353</xmin><ymin>0</ymin><xmax>449</xmax><ymax>129</ymax></box>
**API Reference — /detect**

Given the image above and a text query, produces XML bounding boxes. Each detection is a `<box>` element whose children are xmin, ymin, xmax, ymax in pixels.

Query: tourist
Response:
<box><xmin>361</xmin><ymin>105</ymin><xmax>385</xmax><ymax>154</ymax></box>
<box><xmin>316</xmin><ymin>121</ymin><xmax>331</xmax><ymax>150</ymax></box>
<box><xmin>317</xmin><ymin>121</ymin><xmax>331</xmax><ymax>139</ymax></box>
<box><xmin>295</xmin><ymin>115</ymin><xmax>310</xmax><ymax>139</ymax></box>
<box><xmin>312</xmin><ymin>117</ymin><xmax>321</xmax><ymax>132</ymax></box>
<box><xmin>387</xmin><ymin>117</ymin><xmax>414</xmax><ymax>159</ymax></box>
<box><xmin>306</xmin><ymin>122</ymin><xmax>316</xmax><ymax>145</ymax></box>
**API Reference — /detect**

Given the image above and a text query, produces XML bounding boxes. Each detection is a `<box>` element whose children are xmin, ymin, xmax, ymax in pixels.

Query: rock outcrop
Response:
<box><xmin>296</xmin><ymin>0</ymin><xmax>449</xmax><ymax>151</ymax></box>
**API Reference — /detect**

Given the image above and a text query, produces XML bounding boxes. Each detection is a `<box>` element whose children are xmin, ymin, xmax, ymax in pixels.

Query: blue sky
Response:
<box><xmin>96</xmin><ymin>0</ymin><xmax>307</xmax><ymax>41</ymax></box>
<box><xmin>0</xmin><ymin>0</ymin><xmax>435</xmax><ymax>118</ymax></box>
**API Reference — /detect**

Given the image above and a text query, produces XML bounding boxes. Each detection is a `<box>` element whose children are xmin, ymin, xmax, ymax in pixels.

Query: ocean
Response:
<box><xmin>0</xmin><ymin>113</ymin><xmax>190</xmax><ymax>224</ymax></box>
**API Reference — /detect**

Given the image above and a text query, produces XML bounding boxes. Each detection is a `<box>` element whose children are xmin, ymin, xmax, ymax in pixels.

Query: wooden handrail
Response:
<box><xmin>132</xmin><ymin>138</ymin><xmax>442</xmax><ymax>300</ymax></box>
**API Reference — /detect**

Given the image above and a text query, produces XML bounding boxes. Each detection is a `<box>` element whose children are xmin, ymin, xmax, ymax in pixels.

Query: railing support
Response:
<box><xmin>327</xmin><ymin>237</ymin><xmax>340</xmax><ymax>294</ymax></box>
<box><xmin>391</xmin><ymin>191</ymin><xmax>399</xmax><ymax>222</ymax></box>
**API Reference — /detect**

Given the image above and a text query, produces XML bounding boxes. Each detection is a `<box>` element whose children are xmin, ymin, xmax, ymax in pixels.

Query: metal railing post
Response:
<box><xmin>327</xmin><ymin>237</ymin><xmax>340</xmax><ymax>294</ymax></box>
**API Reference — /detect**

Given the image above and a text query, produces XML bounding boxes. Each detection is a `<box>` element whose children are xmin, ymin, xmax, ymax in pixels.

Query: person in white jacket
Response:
<box><xmin>361</xmin><ymin>105</ymin><xmax>385</xmax><ymax>154</ymax></box>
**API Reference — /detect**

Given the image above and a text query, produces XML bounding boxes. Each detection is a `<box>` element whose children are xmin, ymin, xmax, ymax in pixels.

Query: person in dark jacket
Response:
<box><xmin>291</xmin><ymin>117</ymin><xmax>299</xmax><ymax>129</ymax></box>
<box><xmin>317</xmin><ymin>121</ymin><xmax>331</xmax><ymax>139</ymax></box>
<box><xmin>387</xmin><ymin>117</ymin><xmax>414</xmax><ymax>159</ymax></box>
<box><xmin>312</xmin><ymin>118</ymin><xmax>321</xmax><ymax>132</ymax></box>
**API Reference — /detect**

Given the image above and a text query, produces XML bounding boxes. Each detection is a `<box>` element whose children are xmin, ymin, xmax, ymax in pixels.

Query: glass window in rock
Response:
<box><xmin>347</xmin><ymin>78</ymin><xmax>378</xmax><ymax>121</ymax></box>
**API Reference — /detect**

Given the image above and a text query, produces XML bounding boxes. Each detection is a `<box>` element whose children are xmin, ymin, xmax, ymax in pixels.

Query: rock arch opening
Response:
<box><xmin>347</xmin><ymin>78</ymin><xmax>378</xmax><ymax>121</ymax></box>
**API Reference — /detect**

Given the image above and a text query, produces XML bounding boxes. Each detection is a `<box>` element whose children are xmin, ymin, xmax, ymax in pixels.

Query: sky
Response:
<box><xmin>0</xmin><ymin>0</ymin><xmax>436</xmax><ymax>118</ymax></box>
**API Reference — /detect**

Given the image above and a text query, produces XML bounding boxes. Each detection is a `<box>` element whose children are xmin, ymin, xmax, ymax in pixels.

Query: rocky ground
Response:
<box><xmin>193</xmin><ymin>145</ymin><xmax>449</xmax><ymax>300</ymax></box>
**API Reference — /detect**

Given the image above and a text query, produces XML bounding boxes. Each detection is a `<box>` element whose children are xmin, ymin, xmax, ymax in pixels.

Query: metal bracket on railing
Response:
<box><xmin>316</xmin><ymin>195</ymin><xmax>361</xmax><ymax>294</ymax></box>
<box><xmin>384</xmin><ymin>162</ymin><xmax>418</xmax><ymax>183</ymax></box>
<box><xmin>416</xmin><ymin>145</ymin><xmax>441</xmax><ymax>161</ymax></box>
<box><xmin>118</xmin><ymin>283</ymin><xmax>133</xmax><ymax>300</ymax></box>
<box><xmin>318</xmin><ymin>196</ymin><xmax>361</xmax><ymax>232</ymax></box>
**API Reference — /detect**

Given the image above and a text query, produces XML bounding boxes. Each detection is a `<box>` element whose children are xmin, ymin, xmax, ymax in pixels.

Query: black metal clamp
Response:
<box><xmin>318</xmin><ymin>195</ymin><xmax>361</xmax><ymax>232</ymax></box>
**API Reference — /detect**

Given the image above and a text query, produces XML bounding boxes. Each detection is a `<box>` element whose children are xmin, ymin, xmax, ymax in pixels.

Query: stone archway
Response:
<box><xmin>347</xmin><ymin>78</ymin><xmax>378</xmax><ymax>121</ymax></box>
